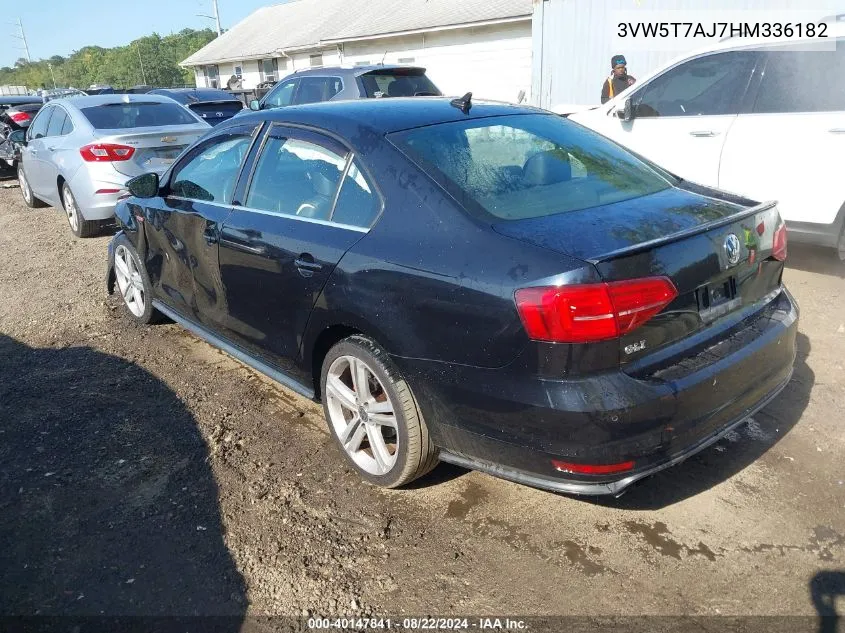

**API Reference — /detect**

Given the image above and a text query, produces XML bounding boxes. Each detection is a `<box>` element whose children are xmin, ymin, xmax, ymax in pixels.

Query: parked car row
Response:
<box><xmin>7</xmin><ymin>59</ymin><xmax>803</xmax><ymax>496</ymax></box>
<box><xmin>559</xmin><ymin>22</ymin><xmax>845</xmax><ymax>261</ymax></box>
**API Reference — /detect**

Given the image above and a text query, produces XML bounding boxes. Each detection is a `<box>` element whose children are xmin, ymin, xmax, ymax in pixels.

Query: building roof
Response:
<box><xmin>182</xmin><ymin>0</ymin><xmax>533</xmax><ymax>66</ymax></box>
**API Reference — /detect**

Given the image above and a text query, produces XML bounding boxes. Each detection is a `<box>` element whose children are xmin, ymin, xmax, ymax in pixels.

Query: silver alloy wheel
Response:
<box><xmin>326</xmin><ymin>355</ymin><xmax>399</xmax><ymax>476</ymax></box>
<box><xmin>114</xmin><ymin>245</ymin><xmax>146</xmax><ymax>317</ymax></box>
<box><xmin>19</xmin><ymin>168</ymin><xmax>31</xmax><ymax>204</ymax></box>
<box><xmin>63</xmin><ymin>186</ymin><xmax>79</xmax><ymax>232</ymax></box>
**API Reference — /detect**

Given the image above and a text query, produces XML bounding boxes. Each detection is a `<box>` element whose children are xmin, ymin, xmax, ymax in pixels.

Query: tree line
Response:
<box><xmin>0</xmin><ymin>28</ymin><xmax>216</xmax><ymax>91</ymax></box>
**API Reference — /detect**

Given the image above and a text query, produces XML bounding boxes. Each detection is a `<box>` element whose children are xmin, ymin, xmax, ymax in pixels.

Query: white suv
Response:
<box><xmin>567</xmin><ymin>22</ymin><xmax>845</xmax><ymax>259</ymax></box>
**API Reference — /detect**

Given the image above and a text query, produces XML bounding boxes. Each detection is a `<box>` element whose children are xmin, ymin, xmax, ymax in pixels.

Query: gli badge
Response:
<box><xmin>724</xmin><ymin>234</ymin><xmax>741</xmax><ymax>267</ymax></box>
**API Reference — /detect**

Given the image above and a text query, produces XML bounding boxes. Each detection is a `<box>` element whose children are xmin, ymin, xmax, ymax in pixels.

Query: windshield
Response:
<box><xmin>360</xmin><ymin>72</ymin><xmax>441</xmax><ymax>98</ymax></box>
<box><xmin>80</xmin><ymin>102</ymin><xmax>199</xmax><ymax>129</ymax></box>
<box><xmin>389</xmin><ymin>114</ymin><xmax>674</xmax><ymax>221</ymax></box>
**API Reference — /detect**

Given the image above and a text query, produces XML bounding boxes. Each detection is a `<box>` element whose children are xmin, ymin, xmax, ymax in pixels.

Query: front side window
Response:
<box><xmin>169</xmin><ymin>127</ymin><xmax>255</xmax><ymax>203</ymax></box>
<box><xmin>264</xmin><ymin>80</ymin><xmax>297</xmax><ymax>108</ymax></box>
<box><xmin>390</xmin><ymin>114</ymin><xmax>673</xmax><ymax>221</ymax></box>
<box><xmin>28</xmin><ymin>106</ymin><xmax>53</xmax><ymax>140</ymax></box>
<box><xmin>754</xmin><ymin>41</ymin><xmax>845</xmax><ymax>113</ymax></box>
<box><xmin>633</xmin><ymin>51</ymin><xmax>757</xmax><ymax>118</ymax></box>
<box><xmin>46</xmin><ymin>108</ymin><xmax>68</xmax><ymax>137</ymax></box>
<box><xmin>293</xmin><ymin>77</ymin><xmax>343</xmax><ymax>105</ymax></box>
<box><xmin>246</xmin><ymin>129</ymin><xmax>347</xmax><ymax>220</ymax></box>
<box><xmin>80</xmin><ymin>102</ymin><xmax>199</xmax><ymax>129</ymax></box>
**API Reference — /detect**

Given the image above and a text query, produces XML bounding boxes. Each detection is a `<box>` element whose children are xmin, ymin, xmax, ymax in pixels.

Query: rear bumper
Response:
<box><xmin>68</xmin><ymin>168</ymin><xmax>131</xmax><ymax>221</ymax></box>
<box><xmin>397</xmin><ymin>288</ymin><xmax>799</xmax><ymax>496</ymax></box>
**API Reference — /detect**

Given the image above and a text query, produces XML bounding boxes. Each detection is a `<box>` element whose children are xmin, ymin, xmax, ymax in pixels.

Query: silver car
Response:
<box><xmin>15</xmin><ymin>94</ymin><xmax>210</xmax><ymax>237</ymax></box>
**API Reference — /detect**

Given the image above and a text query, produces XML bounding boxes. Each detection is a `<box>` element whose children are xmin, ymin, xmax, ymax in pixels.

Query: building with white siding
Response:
<box><xmin>181</xmin><ymin>0</ymin><xmax>533</xmax><ymax>103</ymax></box>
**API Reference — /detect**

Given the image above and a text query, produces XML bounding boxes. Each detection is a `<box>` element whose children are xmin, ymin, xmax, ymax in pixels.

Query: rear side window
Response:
<box><xmin>245</xmin><ymin>130</ymin><xmax>347</xmax><ymax>219</ymax></box>
<box><xmin>390</xmin><ymin>114</ymin><xmax>672</xmax><ymax>221</ymax></box>
<box><xmin>754</xmin><ymin>41</ymin><xmax>845</xmax><ymax>113</ymax></box>
<box><xmin>293</xmin><ymin>77</ymin><xmax>343</xmax><ymax>105</ymax></box>
<box><xmin>633</xmin><ymin>51</ymin><xmax>756</xmax><ymax>117</ymax></box>
<box><xmin>331</xmin><ymin>161</ymin><xmax>380</xmax><ymax>228</ymax></box>
<box><xmin>169</xmin><ymin>128</ymin><xmax>255</xmax><ymax>203</ymax></box>
<box><xmin>80</xmin><ymin>102</ymin><xmax>199</xmax><ymax>129</ymax></box>
<box><xmin>46</xmin><ymin>108</ymin><xmax>68</xmax><ymax>137</ymax></box>
<box><xmin>360</xmin><ymin>72</ymin><xmax>441</xmax><ymax>98</ymax></box>
<box><xmin>61</xmin><ymin>115</ymin><xmax>74</xmax><ymax>135</ymax></box>
<box><xmin>28</xmin><ymin>106</ymin><xmax>53</xmax><ymax>139</ymax></box>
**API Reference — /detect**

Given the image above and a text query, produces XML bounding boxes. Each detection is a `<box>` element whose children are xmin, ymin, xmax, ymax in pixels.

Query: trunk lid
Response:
<box><xmin>92</xmin><ymin>126</ymin><xmax>207</xmax><ymax>177</ymax></box>
<box><xmin>187</xmin><ymin>101</ymin><xmax>244</xmax><ymax>125</ymax></box>
<box><xmin>493</xmin><ymin>186</ymin><xmax>786</xmax><ymax>367</ymax></box>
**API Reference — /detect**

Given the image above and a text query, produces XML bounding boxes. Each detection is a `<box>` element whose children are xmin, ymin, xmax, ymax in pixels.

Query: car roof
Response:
<box><xmin>51</xmin><ymin>93</ymin><xmax>186</xmax><ymax>109</ymax></box>
<box><xmin>236</xmin><ymin>97</ymin><xmax>544</xmax><ymax>135</ymax></box>
<box><xmin>285</xmin><ymin>64</ymin><xmax>427</xmax><ymax>79</ymax></box>
<box><xmin>1</xmin><ymin>96</ymin><xmax>42</xmax><ymax>105</ymax></box>
<box><xmin>150</xmin><ymin>88</ymin><xmax>240</xmax><ymax>103</ymax></box>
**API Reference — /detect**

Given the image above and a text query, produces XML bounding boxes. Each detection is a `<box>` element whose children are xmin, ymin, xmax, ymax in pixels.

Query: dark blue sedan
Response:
<box><xmin>106</xmin><ymin>98</ymin><xmax>797</xmax><ymax>495</ymax></box>
<box><xmin>149</xmin><ymin>88</ymin><xmax>245</xmax><ymax>126</ymax></box>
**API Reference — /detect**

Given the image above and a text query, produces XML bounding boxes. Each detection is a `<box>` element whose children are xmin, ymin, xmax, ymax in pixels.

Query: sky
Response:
<box><xmin>1</xmin><ymin>0</ymin><xmax>280</xmax><ymax>68</ymax></box>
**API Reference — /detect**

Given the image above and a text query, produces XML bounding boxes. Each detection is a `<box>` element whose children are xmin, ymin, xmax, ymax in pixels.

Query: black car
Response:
<box><xmin>149</xmin><ymin>88</ymin><xmax>245</xmax><ymax>126</ymax></box>
<box><xmin>106</xmin><ymin>98</ymin><xmax>797</xmax><ymax>495</ymax></box>
<box><xmin>248</xmin><ymin>65</ymin><xmax>441</xmax><ymax>112</ymax></box>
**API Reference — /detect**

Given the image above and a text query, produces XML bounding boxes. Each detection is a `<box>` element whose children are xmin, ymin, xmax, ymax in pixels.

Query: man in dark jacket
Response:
<box><xmin>600</xmin><ymin>54</ymin><xmax>636</xmax><ymax>104</ymax></box>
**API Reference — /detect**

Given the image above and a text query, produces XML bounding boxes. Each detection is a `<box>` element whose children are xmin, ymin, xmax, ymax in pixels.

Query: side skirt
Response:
<box><xmin>152</xmin><ymin>299</ymin><xmax>315</xmax><ymax>400</ymax></box>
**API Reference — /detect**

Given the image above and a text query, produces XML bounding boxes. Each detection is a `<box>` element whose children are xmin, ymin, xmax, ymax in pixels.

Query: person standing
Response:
<box><xmin>601</xmin><ymin>54</ymin><xmax>636</xmax><ymax>104</ymax></box>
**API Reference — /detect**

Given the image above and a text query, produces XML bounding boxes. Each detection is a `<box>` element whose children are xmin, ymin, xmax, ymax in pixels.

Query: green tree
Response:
<box><xmin>0</xmin><ymin>28</ymin><xmax>215</xmax><ymax>91</ymax></box>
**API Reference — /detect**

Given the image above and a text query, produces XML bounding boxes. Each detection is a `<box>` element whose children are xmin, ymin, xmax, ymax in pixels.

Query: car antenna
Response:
<box><xmin>380</xmin><ymin>51</ymin><xmax>387</xmax><ymax>65</ymax></box>
<box><xmin>450</xmin><ymin>92</ymin><xmax>472</xmax><ymax>114</ymax></box>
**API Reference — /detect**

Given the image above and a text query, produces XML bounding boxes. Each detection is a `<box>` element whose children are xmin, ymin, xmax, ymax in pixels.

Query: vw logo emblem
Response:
<box><xmin>724</xmin><ymin>234</ymin><xmax>741</xmax><ymax>266</ymax></box>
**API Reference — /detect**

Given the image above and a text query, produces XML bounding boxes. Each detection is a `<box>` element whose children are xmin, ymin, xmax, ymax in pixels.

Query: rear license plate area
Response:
<box><xmin>697</xmin><ymin>276</ymin><xmax>740</xmax><ymax>323</ymax></box>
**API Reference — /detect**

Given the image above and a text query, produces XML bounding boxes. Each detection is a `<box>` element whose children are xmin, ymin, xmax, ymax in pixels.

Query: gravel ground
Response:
<box><xmin>0</xmin><ymin>181</ymin><xmax>843</xmax><ymax>625</ymax></box>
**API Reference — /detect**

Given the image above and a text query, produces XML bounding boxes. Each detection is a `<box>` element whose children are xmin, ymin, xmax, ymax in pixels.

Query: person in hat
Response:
<box><xmin>601</xmin><ymin>54</ymin><xmax>636</xmax><ymax>104</ymax></box>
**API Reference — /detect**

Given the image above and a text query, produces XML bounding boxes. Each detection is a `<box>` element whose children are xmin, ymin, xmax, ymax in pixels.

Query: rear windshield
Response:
<box><xmin>360</xmin><ymin>72</ymin><xmax>440</xmax><ymax>98</ymax></box>
<box><xmin>80</xmin><ymin>102</ymin><xmax>199</xmax><ymax>129</ymax></box>
<box><xmin>389</xmin><ymin>114</ymin><xmax>673</xmax><ymax>221</ymax></box>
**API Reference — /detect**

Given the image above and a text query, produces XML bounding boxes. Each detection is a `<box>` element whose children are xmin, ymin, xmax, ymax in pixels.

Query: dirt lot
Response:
<box><xmin>0</xmin><ymin>180</ymin><xmax>843</xmax><ymax>626</ymax></box>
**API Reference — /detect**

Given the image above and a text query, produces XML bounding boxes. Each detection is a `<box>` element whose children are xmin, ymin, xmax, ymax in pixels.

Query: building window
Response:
<box><xmin>234</xmin><ymin>65</ymin><xmax>243</xmax><ymax>78</ymax></box>
<box><xmin>398</xmin><ymin>57</ymin><xmax>415</xmax><ymax>64</ymax></box>
<box><xmin>278</xmin><ymin>57</ymin><xmax>288</xmax><ymax>71</ymax></box>
<box><xmin>355</xmin><ymin>61</ymin><xmax>371</xmax><ymax>66</ymax></box>
<box><xmin>259</xmin><ymin>58</ymin><xmax>278</xmax><ymax>83</ymax></box>
<box><xmin>310</xmin><ymin>53</ymin><xmax>323</xmax><ymax>68</ymax></box>
<box><xmin>203</xmin><ymin>64</ymin><xmax>219</xmax><ymax>88</ymax></box>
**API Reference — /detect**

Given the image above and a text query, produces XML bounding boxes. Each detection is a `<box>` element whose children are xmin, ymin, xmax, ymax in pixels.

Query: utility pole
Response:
<box><xmin>136</xmin><ymin>43</ymin><xmax>148</xmax><ymax>85</ymax></box>
<box><xmin>198</xmin><ymin>0</ymin><xmax>222</xmax><ymax>36</ymax></box>
<box><xmin>12</xmin><ymin>18</ymin><xmax>31</xmax><ymax>62</ymax></box>
<box><xmin>47</xmin><ymin>63</ymin><xmax>56</xmax><ymax>88</ymax></box>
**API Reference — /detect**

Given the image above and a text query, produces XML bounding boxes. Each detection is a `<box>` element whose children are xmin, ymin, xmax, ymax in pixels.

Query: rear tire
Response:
<box><xmin>62</xmin><ymin>183</ymin><xmax>98</xmax><ymax>238</ymax></box>
<box><xmin>320</xmin><ymin>334</ymin><xmax>438</xmax><ymax>488</ymax></box>
<box><xmin>837</xmin><ymin>225</ymin><xmax>845</xmax><ymax>262</ymax></box>
<box><xmin>18</xmin><ymin>164</ymin><xmax>47</xmax><ymax>208</ymax></box>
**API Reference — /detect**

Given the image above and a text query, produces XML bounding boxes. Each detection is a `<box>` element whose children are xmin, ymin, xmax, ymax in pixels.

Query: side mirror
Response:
<box><xmin>617</xmin><ymin>97</ymin><xmax>634</xmax><ymax>121</ymax></box>
<box><xmin>126</xmin><ymin>172</ymin><xmax>159</xmax><ymax>199</ymax></box>
<box><xmin>249</xmin><ymin>99</ymin><xmax>261</xmax><ymax>111</ymax></box>
<box><xmin>9</xmin><ymin>130</ymin><xmax>26</xmax><ymax>145</ymax></box>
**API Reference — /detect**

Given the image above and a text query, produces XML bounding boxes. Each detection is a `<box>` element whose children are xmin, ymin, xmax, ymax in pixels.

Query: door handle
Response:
<box><xmin>47</xmin><ymin>146</ymin><xmax>57</xmax><ymax>151</ymax></box>
<box><xmin>294</xmin><ymin>253</ymin><xmax>323</xmax><ymax>276</ymax></box>
<box><xmin>829</xmin><ymin>128</ymin><xmax>845</xmax><ymax>134</ymax></box>
<box><xmin>203</xmin><ymin>223</ymin><xmax>219</xmax><ymax>245</ymax></box>
<box><xmin>689</xmin><ymin>130</ymin><xmax>719</xmax><ymax>137</ymax></box>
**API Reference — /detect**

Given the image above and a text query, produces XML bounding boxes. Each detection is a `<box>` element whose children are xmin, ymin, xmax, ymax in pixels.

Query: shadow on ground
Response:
<box><xmin>811</xmin><ymin>570</ymin><xmax>845</xmax><ymax>633</ymax></box>
<box><xmin>590</xmin><ymin>331</ymin><xmax>814</xmax><ymax>510</ymax></box>
<box><xmin>0</xmin><ymin>334</ymin><xmax>246</xmax><ymax>620</ymax></box>
<box><xmin>786</xmin><ymin>244</ymin><xmax>845</xmax><ymax>279</ymax></box>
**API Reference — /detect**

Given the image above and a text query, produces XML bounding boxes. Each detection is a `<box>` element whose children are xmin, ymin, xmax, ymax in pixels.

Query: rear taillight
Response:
<box><xmin>79</xmin><ymin>143</ymin><xmax>135</xmax><ymax>162</ymax></box>
<box><xmin>772</xmin><ymin>224</ymin><xmax>788</xmax><ymax>261</ymax></box>
<box><xmin>9</xmin><ymin>111</ymin><xmax>30</xmax><ymax>123</ymax></box>
<box><xmin>552</xmin><ymin>459</ymin><xmax>635</xmax><ymax>475</ymax></box>
<box><xmin>514</xmin><ymin>277</ymin><xmax>678</xmax><ymax>344</ymax></box>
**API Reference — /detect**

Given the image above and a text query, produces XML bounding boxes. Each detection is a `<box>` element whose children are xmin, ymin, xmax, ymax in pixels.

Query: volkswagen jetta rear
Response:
<box><xmin>389</xmin><ymin>112</ymin><xmax>798</xmax><ymax>495</ymax></box>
